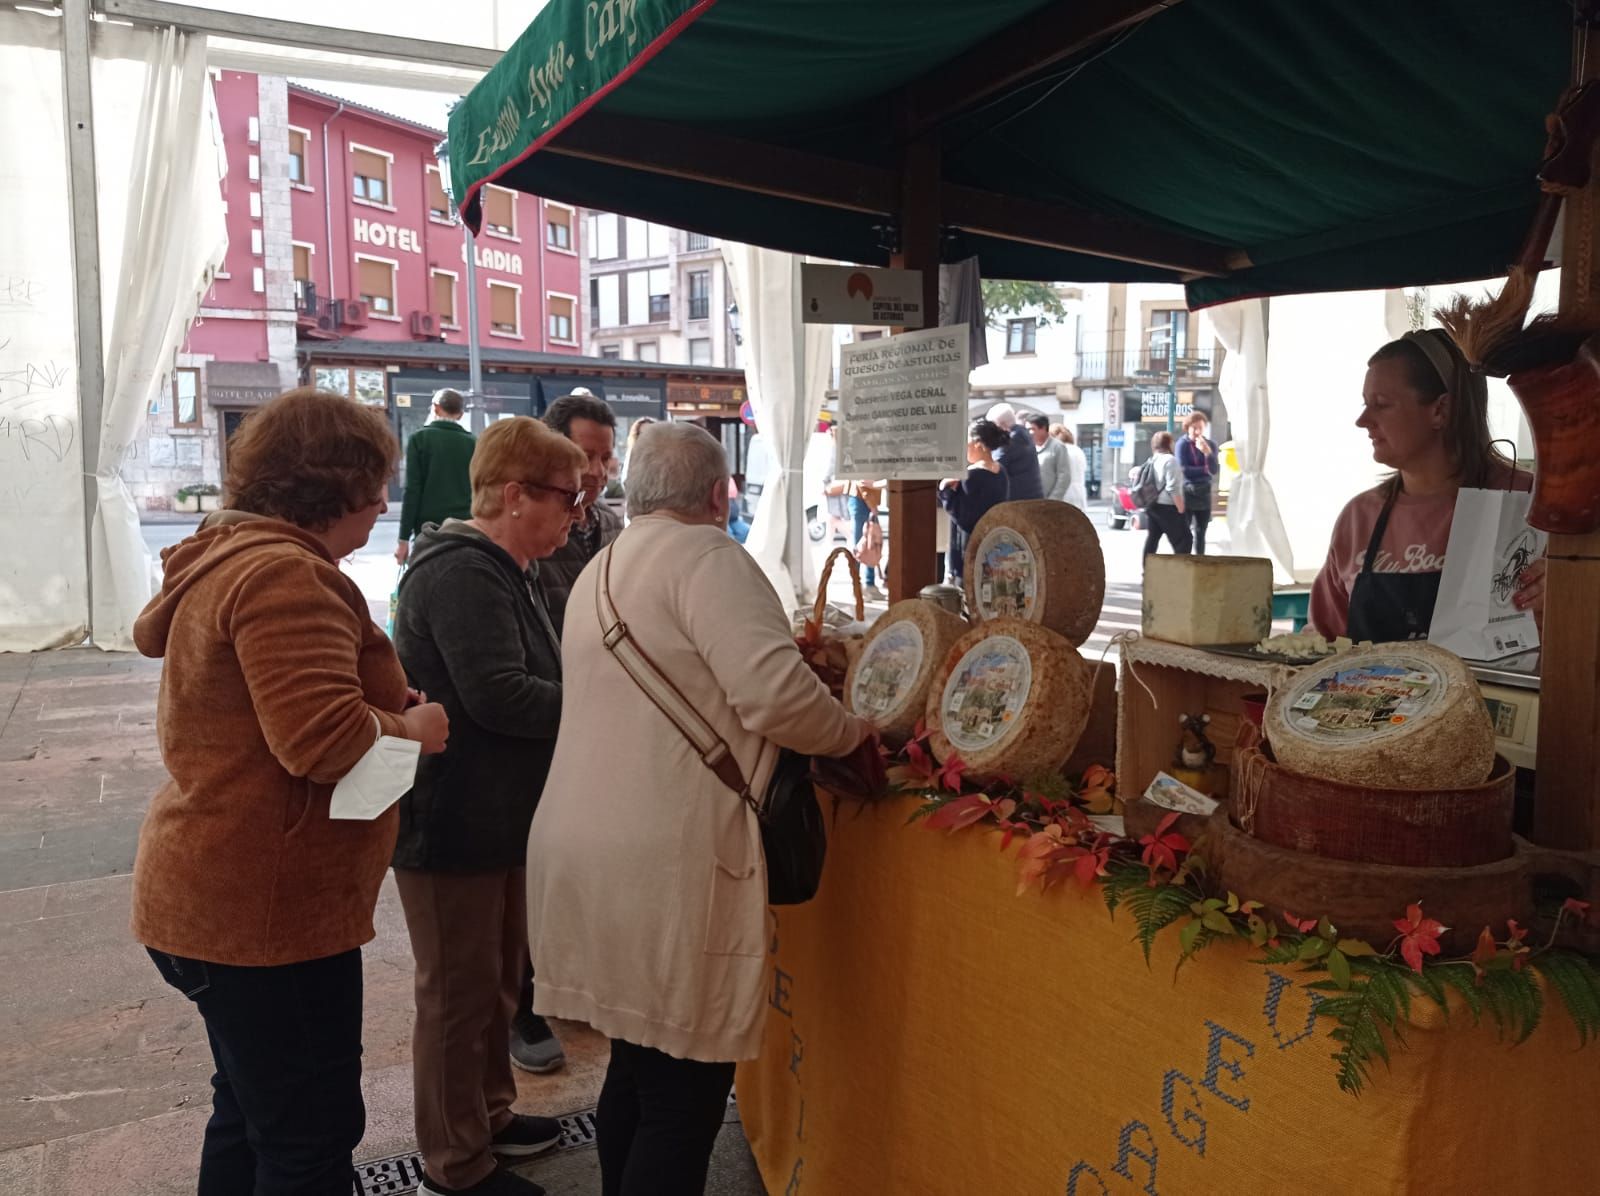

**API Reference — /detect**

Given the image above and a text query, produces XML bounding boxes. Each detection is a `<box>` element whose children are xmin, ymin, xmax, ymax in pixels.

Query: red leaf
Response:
<box><xmin>1563</xmin><ymin>897</ymin><xmax>1592</xmax><ymax>922</ymax></box>
<box><xmin>1471</xmin><ymin>926</ymin><xmax>1497</xmax><ymax>973</ymax></box>
<box><xmin>934</xmin><ymin>753</ymin><xmax>968</xmax><ymax>793</ymax></box>
<box><xmin>1505</xmin><ymin>919</ymin><xmax>1528</xmax><ymax>945</ymax></box>
<box><xmin>1282</xmin><ymin>911</ymin><xmax>1319</xmax><ymax>934</ymax></box>
<box><xmin>1393</xmin><ymin>903</ymin><xmax>1448</xmax><ymax>974</ymax></box>
<box><xmin>903</xmin><ymin>738</ymin><xmax>934</xmax><ymax>781</ymax></box>
<box><xmin>1072</xmin><ymin>847</ymin><xmax>1109</xmax><ymax>889</ymax></box>
<box><xmin>923</xmin><ymin>793</ymin><xmax>992</xmax><ymax>832</ymax></box>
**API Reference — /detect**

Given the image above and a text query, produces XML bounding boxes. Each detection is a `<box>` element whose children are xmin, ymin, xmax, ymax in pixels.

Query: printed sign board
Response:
<box><xmin>835</xmin><ymin>326</ymin><xmax>968</xmax><ymax>480</ymax></box>
<box><xmin>802</xmin><ymin>263</ymin><xmax>925</xmax><ymax>327</ymax></box>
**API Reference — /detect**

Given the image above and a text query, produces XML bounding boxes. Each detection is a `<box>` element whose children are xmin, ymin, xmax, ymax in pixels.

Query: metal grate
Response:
<box><xmin>352</xmin><ymin>1110</ymin><xmax>600</xmax><ymax>1195</ymax></box>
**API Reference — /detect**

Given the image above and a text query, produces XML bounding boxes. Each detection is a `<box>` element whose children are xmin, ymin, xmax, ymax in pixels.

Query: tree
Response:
<box><xmin>981</xmin><ymin>279</ymin><xmax>1067</xmax><ymax>328</ymax></box>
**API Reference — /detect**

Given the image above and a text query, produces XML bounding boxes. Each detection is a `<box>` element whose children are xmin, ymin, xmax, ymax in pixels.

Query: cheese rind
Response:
<box><xmin>926</xmin><ymin>617</ymin><xmax>1092</xmax><ymax>781</ymax></box>
<box><xmin>1264</xmin><ymin>642</ymin><xmax>1495</xmax><ymax>789</ymax></box>
<box><xmin>964</xmin><ymin>501</ymin><xmax>1104</xmax><ymax>645</ymax></box>
<box><xmin>1141</xmin><ymin>555</ymin><xmax>1273</xmax><ymax>645</ymax></box>
<box><xmin>844</xmin><ymin>599</ymin><xmax>968</xmax><ymax>745</ymax></box>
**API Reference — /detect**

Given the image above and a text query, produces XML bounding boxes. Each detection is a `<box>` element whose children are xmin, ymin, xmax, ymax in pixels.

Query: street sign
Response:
<box><xmin>1140</xmin><ymin>390</ymin><xmax>1193</xmax><ymax>423</ymax></box>
<box><xmin>801</xmin><ymin>263</ymin><xmax>925</xmax><ymax>327</ymax></box>
<box><xmin>1106</xmin><ymin>428</ymin><xmax>1126</xmax><ymax>448</ymax></box>
<box><xmin>1133</xmin><ymin>369</ymin><xmax>1163</xmax><ymax>379</ymax></box>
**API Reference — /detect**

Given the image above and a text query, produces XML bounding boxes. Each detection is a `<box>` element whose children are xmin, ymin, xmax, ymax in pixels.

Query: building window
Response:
<box><xmin>546</xmin><ymin>204</ymin><xmax>573</xmax><ymax>250</ymax></box>
<box><xmin>648</xmin><ymin>267</ymin><xmax>670</xmax><ymax>321</ymax></box>
<box><xmin>250</xmin><ymin>228</ymin><xmax>263</xmax><ymax>256</ymax></box>
<box><xmin>292</xmin><ymin>243</ymin><xmax>313</xmax><ymax>303</ymax></box>
<box><xmin>591</xmin><ymin>212</ymin><xmax>619</xmax><ymax>260</ymax></box>
<box><xmin>626</xmin><ymin>270</ymin><xmax>649</xmax><ymax>326</ymax></box>
<box><xmin>688</xmin><ymin>270</ymin><xmax>710</xmax><ymax>321</ymax></box>
<box><xmin>356</xmin><ymin>257</ymin><xmax>396</xmax><ymax>315</ymax></box>
<box><xmin>1006</xmin><ymin>318</ymin><xmax>1037</xmax><ymax>355</ymax></box>
<box><xmin>600</xmin><ymin>344</ymin><xmax>621</xmax><ymax>360</ymax></box>
<box><xmin>483</xmin><ymin>185</ymin><xmax>517</xmax><ymax>238</ymax></box>
<box><xmin>594</xmin><ymin>273</ymin><xmax>620</xmax><ymax>328</ymax></box>
<box><xmin>489</xmin><ymin>281</ymin><xmax>521</xmax><ymax>336</ymax></box>
<box><xmin>426</xmin><ymin>167</ymin><xmax>452</xmax><ymax>222</ymax></box>
<box><xmin>689</xmin><ymin>337</ymin><xmax>712</xmax><ymax>366</ymax></box>
<box><xmin>249</xmin><ymin>192</ymin><xmax>262</xmax><ymax>218</ymax></box>
<box><xmin>251</xmin><ymin>266</ymin><xmax>265</xmax><ymax>293</ymax></box>
<box><xmin>686</xmin><ymin>231</ymin><xmax>712</xmax><ymax>251</ymax></box>
<box><xmin>172</xmin><ymin>367</ymin><xmax>201</xmax><ymax>428</ymax></box>
<box><xmin>351</xmin><ymin>146</ymin><xmax>390</xmax><ymax>205</ymax></box>
<box><xmin>548</xmin><ymin>294</ymin><xmax>576</xmax><ymax>343</ymax></box>
<box><xmin>433</xmin><ymin>271</ymin><xmax>457</xmax><ymax>327</ymax></box>
<box><xmin>247</xmin><ymin>154</ymin><xmax>260</xmax><ymax>181</ymax></box>
<box><xmin>646</xmin><ymin>223</ymin><xmax>670</xmax><ymax>257</ymax></box>
<box><xmin>636</xmin><ymin>341</ymin><xmax>659</xmax><ymax>362</ymax></box>
<box><xmin>288</xmin><ymin>128</ymin><xmax>309</xmax><ymax>186</ymax></box>
<box><xmin>1148</xmin><ymin>308</ymin><xmax>1188</xmax><ymax>369</ymax></box>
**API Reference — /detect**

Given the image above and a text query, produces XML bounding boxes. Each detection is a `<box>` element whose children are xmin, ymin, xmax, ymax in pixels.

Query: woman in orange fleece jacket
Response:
<box><xmin>132</xmin><ymin>390</ymin><xmax>448</xmax><ymax>1196</ymax></box>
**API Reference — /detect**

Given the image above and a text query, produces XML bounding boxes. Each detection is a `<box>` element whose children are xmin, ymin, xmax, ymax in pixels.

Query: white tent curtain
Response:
<box><xmin>0</xmin><ymin>11</ymin><xmax>225</xmax><ymax>651</ymax></box>
<box><xmin>721</xmin><ymin>245</ymin><xmax>831</xmax><ymax>605</ymax></box>
<box><xmin>1210</xmin><ymin>298</ymin><xmax>1295</xmax><ymax>584</ymax></box>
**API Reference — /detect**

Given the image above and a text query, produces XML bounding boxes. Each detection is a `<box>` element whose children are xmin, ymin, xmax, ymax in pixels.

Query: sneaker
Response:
<box><xmin>862</xmin><ymin>584</ymin><xmax>887</xmax><ymax>603</ymax></box>
<box><xmin>419</xmin><ymin>1164</ymin><xmax>546</xmax><ymax>1196</ymax></box>
<box><xmin>509</xmin><ymin>1013</ymin><xmax>566</xmax><ymax>1074</ymax></box>
<box><xmin>490</xmin><ymin>1113</ymin><xmax>562</xmax><ymax>1158</ymax></box>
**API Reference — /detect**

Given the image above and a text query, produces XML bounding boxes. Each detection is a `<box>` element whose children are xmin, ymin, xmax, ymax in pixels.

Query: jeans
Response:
<box><xmin>1187</xmin><ymin>506</ymin><xmax>1212</xmax><ymax>555</ymax></box>
<box><xmin>595</xmin><ymin>1038</ymin><xmax>736</xmax><ymax>1196</ymax></box>
<box><xmin>146</xmin><ymin>947</ymin><xmax>365</xmax><ymax>1196</ymax></box>
<box><xmin>849</xmin><ymin>496</ymin><xmax>877</xmax><ymax>587</ymax></box>
<box><xmin>1144</xmin><ymin>503</ymin><xmax>1194</xmax><ymax>556</ymax></box>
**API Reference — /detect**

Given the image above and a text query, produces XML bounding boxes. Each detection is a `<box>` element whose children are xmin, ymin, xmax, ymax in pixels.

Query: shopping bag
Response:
<box><xmin>855</xmin><ymin>516</ymin><xmax>884</xmax><ymax>570</ymax></box>
<box><xmin>1428</xmin><ymin>488</ymin><xmax>1546</xmax><ymax>660</ymax></box>
<box><xmin>386</xmin><ymin>565</ymin><xmax>405</xmax><ymax>639</ymax></box>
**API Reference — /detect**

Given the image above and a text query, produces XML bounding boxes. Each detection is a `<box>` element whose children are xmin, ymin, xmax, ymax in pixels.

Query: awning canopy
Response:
<box><xmin>448</xmin><ymin>0</ymin><xmax>1569</xmax><ymax>307</ymax></box>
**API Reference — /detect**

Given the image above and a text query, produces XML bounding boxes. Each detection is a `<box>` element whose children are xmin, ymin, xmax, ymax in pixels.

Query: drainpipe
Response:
<box><xmin>321</xmin><ymin>101</ymin><xmax>346</xmax><ymax>302</ymax></box>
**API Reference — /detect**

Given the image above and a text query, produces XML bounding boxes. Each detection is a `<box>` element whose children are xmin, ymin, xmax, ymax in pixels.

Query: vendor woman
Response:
<box><xmin>1310</xmin><ymin>328</ymin><xmax>1544</xmax><ymax>641</ymax></box>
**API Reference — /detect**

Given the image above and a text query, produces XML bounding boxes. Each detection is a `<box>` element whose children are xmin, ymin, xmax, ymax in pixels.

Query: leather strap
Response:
<box><xmin>594</xmin><ymin>543</ymin><xmax>760</xmax><ymax>812</ymax></box>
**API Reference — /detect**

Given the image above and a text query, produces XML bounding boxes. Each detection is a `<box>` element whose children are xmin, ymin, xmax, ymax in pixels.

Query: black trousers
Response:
<box><xmin>595</xmin><ymin>1038</ymin><xmax>736</xmax><ymax>1196</ymax></box>
<box><xmin>1144</xmin><ymin>503</ymin><xmax>1194</xmax><ymax>556</ymax></box>
<box><xmin>147</xmin><ymin>947</ymin><xmax>366</xmax><ymax>1196</ymax></box>
<box><xmin>1187</xmin><ymin>506</ymin><xmax>1212</xmax><ymax>555</ymax></box>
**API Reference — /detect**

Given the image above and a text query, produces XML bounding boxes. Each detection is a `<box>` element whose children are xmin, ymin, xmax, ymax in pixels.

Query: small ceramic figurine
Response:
<box><xmin>1171</xmin><ymin>713</ymin><xmax>1220</xmax><ymax>795</ymax></box>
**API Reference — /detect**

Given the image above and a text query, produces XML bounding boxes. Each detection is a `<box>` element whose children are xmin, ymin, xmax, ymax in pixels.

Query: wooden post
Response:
<box><xmin>886</xmin><ymin>131</ymin><xmax>943</xmax><ymax>603</ymax></box>
<box><xmin>1535</xmin><ymin>19</ymin><xmax>1600</xmax><ymax>849</ymax></box>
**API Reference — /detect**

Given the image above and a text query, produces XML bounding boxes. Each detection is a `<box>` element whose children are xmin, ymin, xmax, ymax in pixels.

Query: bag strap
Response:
<box><xmin>594</xmin><ymin>543</ymin><xmax>758</xmax><ymax>810</ymax></box>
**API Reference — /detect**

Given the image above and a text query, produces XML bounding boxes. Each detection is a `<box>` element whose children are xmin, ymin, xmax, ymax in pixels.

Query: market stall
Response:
<box><xmin>449</xmin><ymin>1</ymin><xmax>1600</xmax><ymax>1189</ymax></box>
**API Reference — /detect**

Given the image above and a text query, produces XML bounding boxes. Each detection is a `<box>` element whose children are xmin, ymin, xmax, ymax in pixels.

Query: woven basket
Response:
<box><xmin>796</xmin><ymin>548</ymin><xmax>867</xmax><ymax>701</ymax></box>
<box><xmin>1231</xmin><ymin>722</ymin><xmax>1514</xmax><ymax>868</ymax></box>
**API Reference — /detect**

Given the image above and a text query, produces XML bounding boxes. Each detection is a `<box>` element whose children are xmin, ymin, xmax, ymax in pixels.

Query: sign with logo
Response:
<box><xmin>835</xmin><ymin>326</ymin><xmax>967</xmax><ymax>480</ymax></box>
<box><xmin>1141</xmin><ymin>389</ymin><xmax>1193</xmax><ymax>424</ymax></box>
<box><xmin>801</xmin><ymin>263</ymin><xmax>925</xmax><ymax>328</ymax></box>
<box><xmin>1106</xmin><ymin>428</ymin><xmax>1126</xmax><ymax>448</ymax></box>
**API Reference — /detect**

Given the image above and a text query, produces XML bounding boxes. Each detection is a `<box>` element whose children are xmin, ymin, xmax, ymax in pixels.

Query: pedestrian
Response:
<box><xmin>1050</xmin><ymin>423</ymin><xmax>1089</xmax><ymax>511</ymax></box>
<box><xmin>986</xmin><ymin>403</ymin><xmax>1044</xmax><ymax>500</ymax></box>
<box><xmin>507</xmin><ymin>391</ymin><xmax>622</xmax><ymax>1076</ymax></box>
<box><xmin>525</xmin><ymin>422</ymin><xmax>873</xmax><ymax>1196</ymax></box>
<box><xmin>1028</xmin><ymin>414</ymin><xmax>1071</xmax><ymax>502</ymax></box>
<box><xmin>1176</xmin><ymin>411</ymin><xmax>1220</xmax><ymax>554</ymax></box>
<box><xmin>850</xmin><ymin>479</ymin><xmax>886</xmax><ymax>602</ymax></box>
<box><xmin>941</xmin><ymin>419</ymin><xmax>1011</xmax><ymax>585</ymax></box>
<box><xmin>1143</xmin><ymin>430</ymin><xmax>1193</xmax><ymax>556</ymax></box>
<box><xmin>396</xmin><ymin>388</ymin><xmax>476</xmax><ymax>566</ymax></box>
<box><xmin>392</xmin><ymin>417</ymin><xmax>590</xmax><ymax>1196</ymax></box>
<box><xmin>131</xmin><ymin>389</ymin><xmax>450</xmax><ymax>1196</ymax></box>
<box><xmin>620</xmin><ymin>416</ymin><xmax>655</xmax><ymax>487</ymax></box>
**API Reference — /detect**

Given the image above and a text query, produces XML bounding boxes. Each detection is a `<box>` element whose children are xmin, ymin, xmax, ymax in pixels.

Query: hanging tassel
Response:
<box><xmin>1434</xmin><ymin>267</ymin><xmax>1537</xmax><ymax>372</ymax></box>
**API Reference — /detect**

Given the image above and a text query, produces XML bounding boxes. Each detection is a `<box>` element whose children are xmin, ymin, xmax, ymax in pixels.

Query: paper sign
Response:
<box><xmin>834</xmin><ymin>326</ymin><xmax>968</xmax><ymax>481</ymax></box>
<box><xmin>1143</xmin><ymin>771</ymin><xmax>1220</xmax><ymax>816</ymax></box>
<box><xmin>801</xmin><ymin>263</ymin><xmax>925</xmax><ymax>327</ymax></box>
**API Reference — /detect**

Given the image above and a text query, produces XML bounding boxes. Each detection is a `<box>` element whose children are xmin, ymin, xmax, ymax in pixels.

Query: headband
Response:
<box><xmin>1401</xmin><ymin>328</ymin><xmax>1487</xmax><ymax>411</ymax></box>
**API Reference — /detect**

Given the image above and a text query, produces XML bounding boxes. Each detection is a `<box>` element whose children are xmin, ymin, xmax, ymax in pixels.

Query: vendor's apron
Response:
<box><xmin>1346</xmin><ymin>487</ymin><xmax>1440</xmax><ymax>642</ymax></box>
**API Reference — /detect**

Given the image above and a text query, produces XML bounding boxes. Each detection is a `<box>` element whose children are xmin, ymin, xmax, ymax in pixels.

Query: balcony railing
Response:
<box><xmin>688</xmin><ymin>296</ymin><xmax>710</xmax><ymax>320</ymax></box>
<box><xmin>1073</xmin><ymin>347</ymin><xmax>1222</xmax><ymax>384</ymax></box>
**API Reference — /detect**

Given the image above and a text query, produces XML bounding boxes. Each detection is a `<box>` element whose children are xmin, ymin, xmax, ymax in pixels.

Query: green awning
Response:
<box><xmin>449</xmin><ymin>0</ymin><xmax>1571</xmax><ymax>307</ymax></box>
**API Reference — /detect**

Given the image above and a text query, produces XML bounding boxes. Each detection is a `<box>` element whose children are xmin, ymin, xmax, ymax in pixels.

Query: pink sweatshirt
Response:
<box><xmin>1309</xmin><ymin>471</ymin><xmax>1531</xmax><ymax>638</ymax></box>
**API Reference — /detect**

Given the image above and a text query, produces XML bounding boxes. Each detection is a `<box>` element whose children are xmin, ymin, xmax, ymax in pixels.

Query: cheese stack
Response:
<box><xmin>925</xmin><ymin>618</ymin><xmax>1093</xmax><ymax>781</ymax></box>
<box><xmin>844</xmin><ymin>600</ymin><xmax>968</xmax><ymax>746</ymax></box>
<box><xmin>1264</xmin><ymin>642</ymin><xmax>1495</xmax><ymax>789</ymax></box>
<box><xmin>963</xmin><ymin>501</ymin><xmax>1104</xmax><ymax>645</ymax></box>
<box><xmin>1142</xmin><ymin>555</ymin><xmax>1273</xmax><ymax>645</ymax></box>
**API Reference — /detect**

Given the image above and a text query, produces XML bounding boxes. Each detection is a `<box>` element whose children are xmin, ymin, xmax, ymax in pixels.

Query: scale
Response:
<box><xmin>1470</xmin><ymin>650</ymin><xmax>1540</xmax><ymax>771</ymax></box>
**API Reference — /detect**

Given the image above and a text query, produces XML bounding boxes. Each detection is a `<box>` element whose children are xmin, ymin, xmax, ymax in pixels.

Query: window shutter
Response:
<box><xmin>358</xmin><ymin>259</ymin><xmax>393</xmax><ymax>302</ymax></box>
<box><xmin>427</xmin><ymin>170</ymin><xmax>451</xmax><ymax>217</ymax></box>
<box><xmin>490</xmin><ymin>284</ymin><xmax>518</xmax><ymax>328</ymax></box>
<box><xmin>484</xmin><ymin>187</ymin><xmax>515</xmax><ymax>232</ymax></box>
<box><xmin>353</xmin><ymin>148</ymin><xmax>388</xmax><ymax>181</ymax></box>
<box><xmin>293</xmin><ymin>245</ymin><xmax>311</xmax><ymax>282</ymax></box>
<box><xmin>433</xmin><ymin>274</ymin><xmax>454</xmax><ymax>322</ymax></box>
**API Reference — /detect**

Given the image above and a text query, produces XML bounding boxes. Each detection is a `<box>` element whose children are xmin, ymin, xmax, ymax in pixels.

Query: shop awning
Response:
<box><xmin>448</xmin><ymin>0</ymin><xmax>1569</xmax><ymax>307</ymax></box>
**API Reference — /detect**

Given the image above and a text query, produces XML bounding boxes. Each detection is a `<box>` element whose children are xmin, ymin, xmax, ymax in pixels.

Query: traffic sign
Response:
<box><xmin>1106</xmin><ymin>428</ymin><xmax>1126</xmax><ymax>448</ymax></box>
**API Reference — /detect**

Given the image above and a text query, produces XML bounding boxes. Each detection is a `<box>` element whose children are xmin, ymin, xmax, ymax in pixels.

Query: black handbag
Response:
<box><xmin>594</xmin><ymin>545</ymin><xmax>826</xmax><ymax>905</ymax></box>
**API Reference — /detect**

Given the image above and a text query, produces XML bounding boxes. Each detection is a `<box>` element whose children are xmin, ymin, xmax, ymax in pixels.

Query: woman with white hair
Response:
<box><xmin>526</xmin><ymin>421</ymin><xmax>871</xmax><ymax>1195</ymax></box>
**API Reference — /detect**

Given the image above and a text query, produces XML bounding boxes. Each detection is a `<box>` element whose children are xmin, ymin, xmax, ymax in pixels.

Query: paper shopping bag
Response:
<box><xmin>1428</xmin><ymin>488</ymin><xmax>1546</xmax><ymax>660</ymax></box>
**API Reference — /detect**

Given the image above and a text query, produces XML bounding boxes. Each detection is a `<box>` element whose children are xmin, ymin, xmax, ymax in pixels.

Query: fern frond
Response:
<box><xmin>1533</xmin><ymin>952</ymin><xmax>1600</xmax><ymax>1046</ymax></box>
<box><xmin>1118</xmin><ymin>880</ymin><xmax>1194</xmax><ymax>966</ymax></box>
<box><xmin>1479</xmin><ymin>967</ymin><xmax>1544</xmax><ymax>1044</ymax></box>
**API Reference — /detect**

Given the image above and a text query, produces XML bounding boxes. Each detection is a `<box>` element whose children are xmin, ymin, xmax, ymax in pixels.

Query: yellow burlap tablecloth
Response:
<box><xmin>736</xmin><ymin>798</ymin><xmax>1598</xmax><ymax>1195</ymax></box>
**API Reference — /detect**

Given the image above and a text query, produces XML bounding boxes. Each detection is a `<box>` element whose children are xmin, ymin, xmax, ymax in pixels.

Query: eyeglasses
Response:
<box><xmin>520</xmin><ymin>481</ymin><xmax>587</xmax><ymax>509</ymax></box>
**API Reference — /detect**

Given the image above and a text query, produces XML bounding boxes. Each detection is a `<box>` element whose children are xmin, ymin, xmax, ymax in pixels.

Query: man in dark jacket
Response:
<box><xmin>987</xmin><ymin>402</ymin><xmax>1044</xmax><ymax>501</ymax></box>
<box><xmin>535</xmin><ymin>392</ymin><xmax>622</xmax><ymax>633</ymax></box>
<box><xmin>395</xmin><ymin>389</ymin><xmax>476</xmax><ymax>566</ymax></box>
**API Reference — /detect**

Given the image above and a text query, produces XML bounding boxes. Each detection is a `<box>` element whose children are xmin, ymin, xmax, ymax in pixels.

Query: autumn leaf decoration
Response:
<box><xmin>1138</xmin><ymin>812</ymin><xmax>1191</xmax><ymax>879</ymax></box>
<box><xmin>1392</xmin><ymin>903</ymin><xmax>1449</xmax><ymax>974</ymax></box>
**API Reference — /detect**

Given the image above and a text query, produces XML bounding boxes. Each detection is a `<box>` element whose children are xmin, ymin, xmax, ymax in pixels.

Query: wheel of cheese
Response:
<box><xmin>1265</xmin><ymin>643</ymin><xmax>1495</xmax><ymax>789</ymax></box>
<box><xmin>925</xmin><ymin>617</ymin><xmax>1092</xmax><ymax>782</ymax></box>
<box><xmin>844</xmin><ymin>600</ymin><xmax>969</xmax><ymax>746</ymax></box>
<box><xmin>963</xmin><ymin>500</ymin><xmax>1104</xmax><ymax>645</ymax></box>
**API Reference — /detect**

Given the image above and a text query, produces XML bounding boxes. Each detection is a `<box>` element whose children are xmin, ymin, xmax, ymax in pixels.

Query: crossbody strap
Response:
<box><xmin>594</xmin><ymin>544</ymin><xmax>757</xmax><ymax>809</ymax></box>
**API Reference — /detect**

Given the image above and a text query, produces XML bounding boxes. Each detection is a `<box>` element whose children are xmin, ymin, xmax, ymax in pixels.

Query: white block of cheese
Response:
<box><xmin>1141</xmin><ymin>555</ymin><xmax>1273</xmax><ymax>646</ymax></box>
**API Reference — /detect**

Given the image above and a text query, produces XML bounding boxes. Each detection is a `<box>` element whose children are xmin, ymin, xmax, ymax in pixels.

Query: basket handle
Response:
<box><xmin>813</xmin><ymin>547</ymin><xmax>865</xmax><ymax>625</ymax></box>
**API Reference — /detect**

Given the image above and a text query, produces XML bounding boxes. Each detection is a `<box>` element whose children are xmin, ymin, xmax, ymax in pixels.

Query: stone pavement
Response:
<box><xmin>0</xmin><ymin>649</ymin><xmax>765</xmax><ymax>1195</ymax></box>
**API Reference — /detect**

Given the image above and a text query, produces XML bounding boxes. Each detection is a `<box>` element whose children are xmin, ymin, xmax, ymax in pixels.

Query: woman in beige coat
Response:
<box><xmin>527</xmin><ymin>422</ymin><xmax>870</xmax><ymax>1196</ymax></box>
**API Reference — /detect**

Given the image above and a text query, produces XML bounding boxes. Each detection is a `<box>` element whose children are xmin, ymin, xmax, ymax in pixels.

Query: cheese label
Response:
<box><xmin>975</xmin><ymin>528</ymin><xmax>1039</xmax><ymax>621</ymax></box>
<box><xmin>1281</xmin><ymin>656</ymin><xmax>1446</xmax><ymax>744</ymax></box>
<box><xmin>940</xmin><ymin>634</ymin><xmax>1033</xmax><ymax>753</ymax></box>
<box><xmin>850</xmin><ymin>621</ymin><xmax>925</xmax><ymax>721</ymax></box>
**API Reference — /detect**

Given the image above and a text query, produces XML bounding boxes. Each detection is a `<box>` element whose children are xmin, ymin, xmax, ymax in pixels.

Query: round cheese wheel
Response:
<box><xmin>925</xmin><ymin>617</ymin><xmax>1092</xmax><ymax>782</ymax></box>
<box><xmin>844</xmin><ymin>600</ymin><xmax>969</xmax><ymax>746</ymax></box>
<box><xmin>1265</xmin><ymin>643</ymin><xmax>1495</xmax><ymax>790</ymax></box>
<box><xmin>963</xmin><ymin>500</ymin><xmax>1105</xmax><ymax>645</ymax></box>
